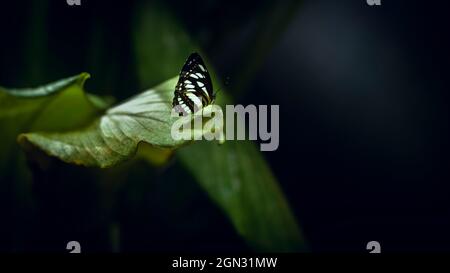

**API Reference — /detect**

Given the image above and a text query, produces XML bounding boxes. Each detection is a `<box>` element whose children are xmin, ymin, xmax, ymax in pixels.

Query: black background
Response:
<box><xmin>0</xmin><ymin>0</ymin><xmax>449</xmax><ymax>252</ymax></box>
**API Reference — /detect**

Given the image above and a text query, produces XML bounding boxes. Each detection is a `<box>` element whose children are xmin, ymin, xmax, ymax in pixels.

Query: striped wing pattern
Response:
<box><xmin>172</xmin><ymin>53</ymin><xmax>214</xmax><ymax>114</ymax></box>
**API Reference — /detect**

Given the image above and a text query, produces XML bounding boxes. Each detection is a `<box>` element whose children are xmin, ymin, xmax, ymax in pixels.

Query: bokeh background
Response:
<box><xmin>1</xmin><ymin>0</ymin><xmax>450</xmax><ymax>252</ymax></box>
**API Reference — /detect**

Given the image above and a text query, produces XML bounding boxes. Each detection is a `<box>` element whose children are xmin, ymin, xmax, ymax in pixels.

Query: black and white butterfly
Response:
<box><xmin>172</xmin><ymin>53</ymin><xmax>215</xmax><ymax>115</ymax></box>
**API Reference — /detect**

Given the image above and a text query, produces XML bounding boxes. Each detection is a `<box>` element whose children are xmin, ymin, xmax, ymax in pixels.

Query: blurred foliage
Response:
<box><xmin>0</xmin><ymin>0</ymin><xmax>304</xmax><ymax>252</ymax></box>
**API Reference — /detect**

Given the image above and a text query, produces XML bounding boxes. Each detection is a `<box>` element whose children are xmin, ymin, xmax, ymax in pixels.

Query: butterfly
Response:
<box><xmin>172</xmin><ymin>53</ymin><xmax>215</xmax><ymax>115</ymax></box>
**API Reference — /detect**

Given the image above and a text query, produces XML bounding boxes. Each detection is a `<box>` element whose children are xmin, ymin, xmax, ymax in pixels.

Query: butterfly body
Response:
<box><xmin>173</xmin><ymin>53</ymin><xmax>215</xmax><ymax>114</ymax></box>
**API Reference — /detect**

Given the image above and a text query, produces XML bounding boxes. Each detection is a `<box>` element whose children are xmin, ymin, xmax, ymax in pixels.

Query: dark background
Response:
<box><xmin>1</xmin><ymin>0</ymin><xmax>449</xmax><ymax>252</ymax></box>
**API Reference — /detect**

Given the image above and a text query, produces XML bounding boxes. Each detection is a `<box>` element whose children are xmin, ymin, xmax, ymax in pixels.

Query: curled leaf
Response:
<box><xmin>18</xmin><ymin>77</ymin><xmax>217</xmax><ymax>168</ymax></box>
<box><xmin>0</xmin><ymin>73</ymin><xmax>111</xmax><ymax>171</ymax></box>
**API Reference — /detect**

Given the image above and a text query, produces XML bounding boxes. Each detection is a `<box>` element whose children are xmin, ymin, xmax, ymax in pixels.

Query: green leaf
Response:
<box><xmin>178</xmin><ymin>90</ymin><xmax>305</xmax><ymax>252</ymax></box>
<box><xmin>133</xmin><ymin>1</ymin><xmax>196</xmax><ymax>89</ymax></box>
<box><xmin>178</xmin><ymin>141</ymin><xmax>305</xmax><ymax>252</ymax></box>
<box><xmin>0</xmin><ymin>73</ymin><xmax>110</xmax><ymax>172</ymax></box>
<box><xmin>18</xmin><ymin>77</ymin><xmax>213</xmax><ymax>168</ymax></box>
<box><xmin>133</xmin><ymin>3</ymin><xmax>306</xmax><ymax>251</ymax></box>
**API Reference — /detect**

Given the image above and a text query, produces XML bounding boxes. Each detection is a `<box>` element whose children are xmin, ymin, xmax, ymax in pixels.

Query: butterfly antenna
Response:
<box><xmin>213</xmin><ymin>76</ymin><xmax>230</xmax><ymax>99</ymax></box>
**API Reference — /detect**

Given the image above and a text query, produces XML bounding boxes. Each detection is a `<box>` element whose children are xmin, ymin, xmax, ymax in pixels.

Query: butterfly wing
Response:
<box><xmin>173</xmin><ymin>53</ymin><xmax>214</xmax><ymax>114</ymax></box>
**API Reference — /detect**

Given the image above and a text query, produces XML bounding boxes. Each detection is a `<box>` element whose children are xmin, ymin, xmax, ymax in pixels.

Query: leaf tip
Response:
<box><xmin>78</xmin><ymin>72</ymin><xmax>91</xmax><ymax>86</ymax></box>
